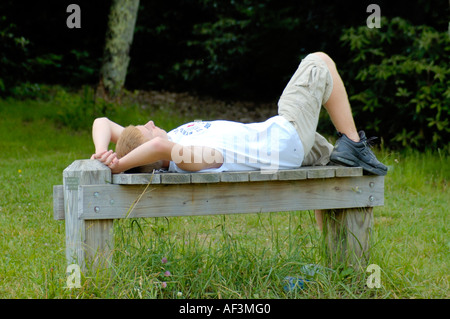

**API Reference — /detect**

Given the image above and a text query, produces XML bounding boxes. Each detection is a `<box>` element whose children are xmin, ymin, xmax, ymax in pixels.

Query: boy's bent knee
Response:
<box><xmin>312</xmin><ymin>52</ymin><xmax>336</xmax><ymax>68</ymax></box>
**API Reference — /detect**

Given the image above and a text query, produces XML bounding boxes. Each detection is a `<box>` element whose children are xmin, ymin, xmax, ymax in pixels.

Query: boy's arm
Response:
<box><xmin>110</xmin><ymin>137</ymin><xmax>172</xmax><ymax>173</ymax></box>
<box><xmin>107</xmin><ymin>137</ymin><xmax>223</xmax><ymax>174</ymax></box>
<box><xmin>91</xmin><ymin>117</ymin><xmax>124</xmax><ymax>157</ymax></box>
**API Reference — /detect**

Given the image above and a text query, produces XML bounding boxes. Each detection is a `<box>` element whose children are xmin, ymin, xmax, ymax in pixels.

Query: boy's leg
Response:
<box><xmin>314</xmin><ymin>52</ymin><xmax>359</xmax><ymax>142</ymax></box>
<box><xmin>278</xmin><ymin>52</ymin><xmax>333</xmax><ymax>156</ymax></box>
<box><xmin>278</xmin><ymin>52</ymin><xmax>387</xmax><ymax>175</ymax></box>
<box><xmin>315</xmin><ymin>53</ymin><xmax>387</xmax><ymax>176</ymax></box>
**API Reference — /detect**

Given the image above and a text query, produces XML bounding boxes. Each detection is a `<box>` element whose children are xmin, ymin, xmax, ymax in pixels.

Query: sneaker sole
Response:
<box><xmin>330</xmin><ymin>153</ymin><xmax>387</xmax><ymax>176</ymax></box>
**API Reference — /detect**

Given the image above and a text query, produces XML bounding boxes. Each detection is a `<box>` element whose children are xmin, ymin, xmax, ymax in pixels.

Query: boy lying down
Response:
<box><xmin>91</xmin><ymin>52</ymin><xmax>387</xmax><ymax>177</ymax></box>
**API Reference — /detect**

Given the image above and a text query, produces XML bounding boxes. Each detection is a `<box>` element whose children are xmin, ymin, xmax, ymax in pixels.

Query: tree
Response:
<box><xmin>97</xmin><ymin>0</ymin><xmax>140</xmax><ymax>100</ymax></box>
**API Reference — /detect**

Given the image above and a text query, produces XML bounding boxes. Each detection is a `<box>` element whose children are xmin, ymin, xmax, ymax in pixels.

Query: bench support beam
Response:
<box><xmin>322</xmin><ymin>207</ymin><xmax>373</xmax><ymax>268</ymax></box>
<box><xmin>76</xmin><ymin>176</ymin><xmax>383</xmax><ymax>220</ymax></box>
<box><xmin>63</xmin><ymin>160</ymin><xmax>114</xmax><ymax>274</ymax></box>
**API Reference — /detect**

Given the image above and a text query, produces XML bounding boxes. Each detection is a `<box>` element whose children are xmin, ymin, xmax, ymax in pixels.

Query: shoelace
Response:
<box><xmin>337</xmin><ymin>131</ymin><xmax>378</xmax><ymax>147</ymax></box>
<box><xmin>362</xmin><ymin>136</ymin><xmax>378</xmax><ymax>148</ymax></box>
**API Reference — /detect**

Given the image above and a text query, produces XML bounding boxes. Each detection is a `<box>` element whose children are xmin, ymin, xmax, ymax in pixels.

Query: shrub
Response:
<box><xmin>340</xmin><ymin>17</ymin><xmax>449</xmax><ymax>150</ymax></box>
<box><xmin>51</xmin><ymin>86</ymin><xmax>97</xmax><ymax>131</ymax></box>
<box><xmin>0</xmin><ymin>15</ymin><xmax>31</xmax><ymax>95</ymax></box>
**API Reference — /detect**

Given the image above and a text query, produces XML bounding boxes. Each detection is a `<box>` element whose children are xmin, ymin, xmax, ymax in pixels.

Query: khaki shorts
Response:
<box><xmin>278</xmin><ymin>53</ymin><xmax>333</xmax><ymax>157</ymax></box>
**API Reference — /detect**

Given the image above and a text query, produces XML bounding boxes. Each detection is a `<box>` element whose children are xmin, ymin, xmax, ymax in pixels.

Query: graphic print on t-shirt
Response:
<box><xmin>170</xmin><ymin>121</ymin><xmax>211</xmax><ymax>136</ymax></box>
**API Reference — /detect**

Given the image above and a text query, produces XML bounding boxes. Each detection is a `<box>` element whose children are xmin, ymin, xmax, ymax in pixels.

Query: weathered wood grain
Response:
<box><xmin>220</xmin><ymin>171</ymin><xmax>250</xmax><ymax>182</ymax></box>
<box><xmin>106</xmin><ymin>166</ymin><xmax>363</xmax><ymax>185</ymax></box>
<box><xmin>323</xmin><ymin>207</ymin><xmax>374</xmax><ymax>268</ymax></box>
<box><xmin>63</xmin><ymin>160</ymin><xmax>113</xmax><ymax>273</ymax></box>
<box><xmin>112</xmin><ymin>172</ymin><xmax>161</xmax><ymax>184</ymax></box>
<box><xmin>53</xmin><ymin>185</ymin><xmax>64</xmax><ymax>220</ymax></box>
<box><xmin>78</xmin><ymin>176</ymin><xmax>383</xmax><ymax>220</ymax></box>
<box><xmin>278</xmin><ymin>168</ymin><xmax>307</xmax><ymax>180</ymax></box>
<box><xmin>191</xmin><ymin>172</ymin><xmax>221</xmax><ymax>183</ymax></box>
<box><xmin>161</xmin><ymin>173</ymin><xmax>191</xmax><ymax>184</ymax></box>
<box><xmin>306</xmin><ymin>166</ymin><xmax>336</xmax><ymax>178</ymax></box>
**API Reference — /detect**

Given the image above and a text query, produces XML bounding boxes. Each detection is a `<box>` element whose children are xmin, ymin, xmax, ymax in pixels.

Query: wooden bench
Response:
<box><xmin>53</xmin><ymin>160</ymin><xmax>384</xmax><ymax>273</ymax></box>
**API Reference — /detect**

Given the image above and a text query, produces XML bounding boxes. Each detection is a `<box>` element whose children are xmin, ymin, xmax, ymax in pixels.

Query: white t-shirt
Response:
<box><xmin>167</xmin><ymin>115</ymin><xmax>304</xmax><ymax>173</ymax></box>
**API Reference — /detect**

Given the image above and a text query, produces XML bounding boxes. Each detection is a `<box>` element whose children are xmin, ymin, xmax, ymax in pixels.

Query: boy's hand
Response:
<box><xmin>90</xmin><ymin>149</ymin><xmax>107</xmax><ymax>160</ymax></box>
<box><xmin>91</xmin><ymin>150</ymin><xmax>122</xmax><ymax>173</ymax></box>
<box><xmin>91</xmin><ymin>150</ymin><xmax>114</xmax><ymax>163</ymax></box>
<box><xmin>107</xmin><ymin>157</ymin><xmax>121</xmax><ymax>174</ymax></box>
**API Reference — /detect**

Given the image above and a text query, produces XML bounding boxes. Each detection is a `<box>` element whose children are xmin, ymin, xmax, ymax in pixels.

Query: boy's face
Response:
<box><xmin>136</xmin><ymin>120</ymin><xmax>168</xmax><ymax>140</ymax></box>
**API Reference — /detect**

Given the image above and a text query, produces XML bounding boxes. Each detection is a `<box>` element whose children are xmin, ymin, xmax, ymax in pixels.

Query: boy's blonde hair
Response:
<box><xmin>115</xmin><ymin>125</ymin><xmax>163</xmax><ymax>173</ymax></box>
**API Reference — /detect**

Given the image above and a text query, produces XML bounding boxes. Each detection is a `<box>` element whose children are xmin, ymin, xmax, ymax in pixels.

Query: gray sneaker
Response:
<box><xmin>330</xmin><ymin>131</ymin><xmax>388</xmax><ymax>176</ymax></box>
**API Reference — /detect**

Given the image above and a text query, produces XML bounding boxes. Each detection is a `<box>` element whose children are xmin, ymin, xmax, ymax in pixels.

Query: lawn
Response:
<box><xmin>0</xmin><ymin>93</ymin><xmax>448</xmax><ymax>299</ymax></box>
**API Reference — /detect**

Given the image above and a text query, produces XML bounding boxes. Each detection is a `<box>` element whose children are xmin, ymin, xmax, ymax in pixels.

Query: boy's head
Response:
<box><xmin>136</xmin><ymin>120</ymin><xmax>168</xmax><ymax>140</ymax></box>
<box><xmin>115</xmin><ymin>125</ymin><xmax>164</xmax><ymax>173</ymax></box>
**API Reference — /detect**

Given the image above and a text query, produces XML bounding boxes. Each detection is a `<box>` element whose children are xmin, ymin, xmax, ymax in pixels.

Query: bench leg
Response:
<box><xmin>85</xmin><ymin>220</ymin><xmax>114</xmax><ymax>272</ymax></box>
<box><xmin>322</xmin><ymin>207</ymin><xmax>373</xmax><ymax>268</ymax></box>
<box><xmin>64</xmin><ymin>160</ymin><xmax>114</xmax><ymax>274</ymax></box>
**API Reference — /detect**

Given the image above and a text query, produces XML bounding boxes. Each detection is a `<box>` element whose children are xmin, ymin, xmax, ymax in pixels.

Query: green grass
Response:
<box><xmin>0</xmin><ymin>92</ymin><xmax>448</xmax><ymax>299</ymax></box>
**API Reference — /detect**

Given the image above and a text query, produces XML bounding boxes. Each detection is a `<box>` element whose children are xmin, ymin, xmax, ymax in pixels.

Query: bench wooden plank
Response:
<box><xmin>78</xmin><ymin>176</ymin><xmax>384</xmax><ymax>220</ymax></box>
<box><xmin>249</xmin><ymin>171</ymin><xmax>279</xmax><ymax>181</ymax></box>
<box><xmin>191</xmin><ymin>172</ymin><xmax>221</xmax><ymax>183</ymax></box>
<box><xmin>220</xmin><ymin>171</ymin><xmax>250</xmax><ymax>182</ymax></box>
<box><xmin>278</xmin><ymin>168</ymin><xmax>307</xmax><ymax>180</ymax></box>
<box><xmin>113</xmin><ymin>173</ymin><xmax>161</xmax><ymax>184</ymax></box>
<box><xmin>335</xmin><ymin>166</ymin><xmax>363</xmax><ymax>177</ymax></box>
<box><xmin>307</xmin><ymin>166</ymin><xmax>336</xmax><ymax>179</ymax></box>
<box><xmin>108</xmin><ymin>166</ymin><xmax>363</xmax><ymax>185</ymax></box>
<box><xmin>161</xmin><ymin>173</ymin><xmax>191</xmax><ymax>184</ymax></box>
